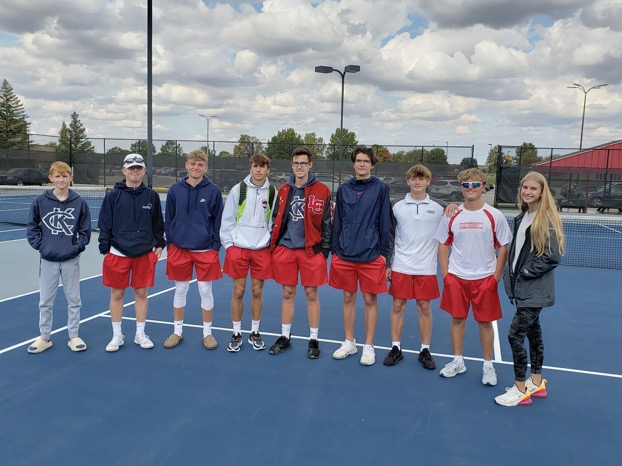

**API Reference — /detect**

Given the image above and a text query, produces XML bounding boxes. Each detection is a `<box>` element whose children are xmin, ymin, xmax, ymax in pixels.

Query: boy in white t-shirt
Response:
<box><xmin>384</xmin><ymin>165</ymin><xmax>445</xmax><ymax>369</ymax></box>
<box><xmin>433</xmin><ymin>168</ymin><xmax>512</xmax><ymax>386</ymax></box>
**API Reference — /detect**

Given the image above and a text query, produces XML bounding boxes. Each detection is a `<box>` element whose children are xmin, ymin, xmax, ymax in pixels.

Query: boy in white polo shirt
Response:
<box><xmin>384</xmin><ymin>165</ymin><xmax>445</xmax><ymax>369</ymax></box>
<box><xmin>433</xmin><ymin>168</ymin><xmax>512</xmax><ymax>386</ymax></box>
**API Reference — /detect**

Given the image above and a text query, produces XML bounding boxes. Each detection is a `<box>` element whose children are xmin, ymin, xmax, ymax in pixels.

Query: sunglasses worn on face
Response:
<box><xmin>461</xmin><ymin>181</ymin><xmax>482</xmax><ymax>189</ymax></box>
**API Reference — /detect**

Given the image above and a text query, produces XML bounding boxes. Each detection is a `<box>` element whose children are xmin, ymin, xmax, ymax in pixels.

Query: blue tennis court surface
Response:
<box><xmin>0</xmin><ymin>237</ymin><xmax>620</xmax><ymax>465</ymax></box>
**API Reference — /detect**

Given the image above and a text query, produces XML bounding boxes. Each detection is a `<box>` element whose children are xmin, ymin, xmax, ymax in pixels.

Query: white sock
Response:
<box><xmin>112</xmin><ymin>321</ymin><xmax>122</xmax><ymax>336</ymax></box>
<box><xmin>453</xmin><ymin>355</ymin><xmax>464</xmax><ymax>364</ymax></box>
<box><xmin>251</xmin><ymin>319</ymin><xmax>260</xmax><ymax>333</ymax></box>
<box><xmin>281</xmin><ymin>323</ymin><xmax>291</xmax><ymax>338</ymax></box>
<box><xmin>136</xmin><ymin>321</ymin><xmax>146</xmax><ymax>336</ymax></box>
<box><xmin>483</xmin><ymin>360</ymin><xmax>494</xmax><ymax>368</ymax></box>
<box><xmin>421</xmin><ymin>344</ymin><xmax>430</xmax><ymax>351</ymax></box>
<box><xmin>203</xmin><ymin>321</ymin><xmax>212</xmax><ymax>337</ymax></box>
<box><xmin>310</xmin><ymin>327</ymin><xmax>319</xmax><ymax>340</ymax></box>
<box><xmin>392</xmin><ymin>341</ymin><xmax>401</xmax><ymax>349</ymax></box>
<box><xmin>233</xmin><ymin>321</ymin><xmax>242</xmax><ymax>334</ymax></box>
<box><xmin>174</xmin><ymin>320</ymin><xmax>183</xmax><ymax>336</ymax></box>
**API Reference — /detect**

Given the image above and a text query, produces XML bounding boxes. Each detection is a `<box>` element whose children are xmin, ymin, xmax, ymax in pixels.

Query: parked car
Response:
<box><xmin>560</xmin><ymin>183</ymin><xmax>597</xmax><ymax>199</ymax></box>
<box><xmin>428</xmin><ymin>179</ymin><xmax>463</xmax><ymax>201</ymax></box>
<box><xmin>0</xmin><ymin>168</ymin><xmax>48</xmax><ymax>185</ymax></box>
<box><xmin>578</xmin><ymin>182</ymin><xmax>622</xmax><ymax>208</ymax></box>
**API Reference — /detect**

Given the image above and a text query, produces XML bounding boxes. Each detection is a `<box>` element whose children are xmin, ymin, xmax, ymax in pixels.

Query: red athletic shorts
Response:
<box><xmin>271</xmin><ymin>246</ymin><xmax>327</xmax><ymax>287</ymax></box>
<box><xmin>329</xmin><ymin>255</ymin><xmax>388</xmax><ymax>294</ymax></box>
<box><xmin>440</xmin><ymin>273</ymin><xmax>502</xmax><ymax>322</ymax></box>
<box><xmin>223</xmin><ymin>246</ymin><xmax>272</xmax><ymax>280</ymax></box>
<box><xmin>103</xmin><ymin>252</ymin><xmax>157</xmax><ymax>289</ymax></box>
<box><xmin>166</xmin><ymin>244</ymin><xmax>222</xmax><ymax>281</ymax></box>
<box><xmin>389</xmin><ymin>271</ymin><xmax>440</xmax><ymax>301</ymax></box>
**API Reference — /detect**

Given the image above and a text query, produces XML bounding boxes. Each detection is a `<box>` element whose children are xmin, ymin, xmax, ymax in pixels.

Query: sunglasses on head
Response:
<box><xmin>125</xmin><ymin>156</ymin><xmax>144</xmax><ymax>164</ymax></box>
<box><xmin>461</xmin><ymin>181</ymin><xmax>482</xmax><ymax>189</ymax></box>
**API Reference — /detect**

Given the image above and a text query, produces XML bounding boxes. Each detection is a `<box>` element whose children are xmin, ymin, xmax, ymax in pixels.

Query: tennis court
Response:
<box><xmin>0</xmin><ymin>197</ymin><xmax>621</xmax><ymax>465</ymax></box>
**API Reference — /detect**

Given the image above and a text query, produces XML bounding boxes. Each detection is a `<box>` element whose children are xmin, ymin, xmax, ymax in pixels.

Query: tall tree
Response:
<box><xmin>327</xmin><ymin>127</ymin><xmax>358</xmax><ymax>160</ymax></box>
<box><xmin>129</xmin><ymin>139</ymin><xmax>156</xmax><ymax>156</ymax></box>
<box><xmin>460</xmin><ymin>156</ymin><xmax>478</xmax><ymax>168</ymax></box>
<box><xmin>159</xmin><ymin>140</ymin><xmax>184</xmax><ymax>157</ymax></box>
<box><xmin>233</xmin><ymin>134</ymin><xmax>265</xmax><ymax>158</ymax></box>
<box><xmin>373</xmin><ymin>145</ymin><xmax>393</xmax><ymax>162</ymax></box>
<box><xmin>485</xmin><ymin>145</ymin><xmax>501</xmax><ymax>172</ymax></box>
<box><xmin>57</xmin><ymin>112</ymin><xmax>95</xmax><ymax>153</ymax></box>
<box><xmin>425</xmin><ymin>147</ymin><xmax>448</xmax><ymax>165</ymax></box>
<box><xmin>516</xmin><ymin>142</ymin><xmax>541</xmax><ymax>166</ymax></box>
<box><xmin>106</xmin><ymin>146</ymin><xmax>130</xmax><ymax>156</ymax></box>
<box><xmin>0</xmin><ymin>79</ymin><xmax>30</xmax><ymax>149</ymax></box>
<box><xmin>266</xmin><ymin>128</ymin><xmax>304</xmax><ymax>160</ymax></box>
<box><xmin>303</xmin><ymin>132</ymin><xmax>326</xmax><ymax>159</ymax></box>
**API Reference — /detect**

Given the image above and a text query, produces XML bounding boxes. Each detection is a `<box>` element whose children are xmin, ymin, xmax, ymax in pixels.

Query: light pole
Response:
<box><xmin>315</xmin><ymin>64</ymin><xmax>360</xmax><ymax>172</ymax></box>
<box><xmin>199</xmin><ymin>114</ymin><xmax>217</xmax><ymax>156</ymax></box>
<box><xmin>567</xmin><ymin>83</ymin><xmax>607</xmax><ymax>150</ymax></box>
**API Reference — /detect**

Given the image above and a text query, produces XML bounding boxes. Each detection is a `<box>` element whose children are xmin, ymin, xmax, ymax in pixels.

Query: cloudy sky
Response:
<box><xmin>0</xmin><ymin>0</ymin><xmax>620</xmax><ymax>163</ymax></box>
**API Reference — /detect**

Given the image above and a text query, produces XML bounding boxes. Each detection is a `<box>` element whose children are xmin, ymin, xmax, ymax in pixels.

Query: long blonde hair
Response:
<box><xmin>518</xmin><ymin>172</ymin><xmax>564</xmax><ymax>256</ymax></box>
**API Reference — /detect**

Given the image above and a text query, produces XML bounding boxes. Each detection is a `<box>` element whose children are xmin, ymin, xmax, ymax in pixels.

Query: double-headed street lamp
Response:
<box><xmin>315</xmin><ymin>65</ymin><xmax>360</xmax><ymax>167</ymax></box>
<box><xmin>567</xmin><ymin>83</ymin><xmax>607</xmax><ymax>150</ymax></box>
<box><xmin>199</xmin><ymin>114</ymin><xmax>217</xmax><ymax>156</ymax></box>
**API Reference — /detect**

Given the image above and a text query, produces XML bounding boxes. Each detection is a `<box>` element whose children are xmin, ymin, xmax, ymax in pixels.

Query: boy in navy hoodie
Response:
<box><xmin>98</xmin><ymin>154</ymin><xmax>165</xmax><ymax>352</ymax></box>
<box><xmin>163</xmin><ymin>149</ymin><xmax>224</xmax><ymax>350</ymax></box>
<box><xmin>27</xmin><ymin>161</ymin><xmax>91</xmax><ymax>353</ymax></box>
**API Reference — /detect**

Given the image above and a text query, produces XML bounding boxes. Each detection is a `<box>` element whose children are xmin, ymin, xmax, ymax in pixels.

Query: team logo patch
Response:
<box><xmin>289</xmin><ymin>195</ymin><xmax>305</xmax><ymax>221</ymax></box>
<box><xmin>142</xmin><ymin>203</ymin><xmax>153</xmax><ymax>210</ymax></box>
<box><xmin>42</xmin><ymin>208</ymin><xmax>75</xmax><ymax>235</ymax></box>
<box><xmin>307</xmin><ymin>195</ymin><xmax>325</xmax><ymax>214</ymax></box>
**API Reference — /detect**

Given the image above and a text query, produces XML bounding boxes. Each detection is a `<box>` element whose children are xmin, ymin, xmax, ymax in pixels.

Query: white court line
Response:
<box><xmin>0</xmin><ymin>227</ymin><xmax>26</xmax><ymax>233</ymax></box>
<box><xmin>599</xmin><ymin>224</ymin><xmax>622</xmax><ymax>234</ymax></box>
<box><xmin>2</xmin><ymin>279</ymin><xmax>620</xmax><ymax>380</ymax></box>
<box><xmin>0</xmin><ymin>284</ymin><xmax>177</xmax><ymax>354</ymax></box>
<box><xmin>86</xmin><ymin>313</ymin><xmax>620</xmax><ymax>380</ymax></box>
<box><xmin>0</xmin><ymin>272</ymin><xmax>105</xmax><ymax>303</ymax></box>
<box><xmin>0</xmin><ymin>238</ymin><xmax>28</xmax><ymax>244</ymax></box>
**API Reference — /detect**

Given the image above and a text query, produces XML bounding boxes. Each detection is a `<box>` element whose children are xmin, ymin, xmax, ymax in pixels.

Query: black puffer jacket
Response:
<box><xmin>503</xmin><ymin>211</ymin><xmax>561</xmax><ymax>308</ymax></box>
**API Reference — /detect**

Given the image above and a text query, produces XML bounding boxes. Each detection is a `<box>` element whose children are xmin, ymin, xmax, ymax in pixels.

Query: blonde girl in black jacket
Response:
<box><xmin>495</xmin><ymin>171</ymin><xmax>565</xmax><ymax>407</ymax></box>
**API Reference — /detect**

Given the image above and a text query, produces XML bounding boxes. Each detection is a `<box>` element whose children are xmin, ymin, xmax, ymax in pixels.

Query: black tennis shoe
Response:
<box><xmin>418</xmin><ymin>347</ymin><xmax>436</xmax><ymax>370</ymax></box>
<box><xmin>269</xmin><ymin>335</ymin><xmax>292</xmax><ymax>355</ymax></box>
<box><xmin>383</xmin><ymin>345</ymin><xmax>403</xmax><ymax>366</ymax></box>
<box><xmin>307</xmin><ymin>339</ymin><xmax>321</xmax><ymax>359</ymax></box>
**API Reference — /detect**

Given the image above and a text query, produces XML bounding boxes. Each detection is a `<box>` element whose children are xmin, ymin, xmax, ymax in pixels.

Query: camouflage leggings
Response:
<box><xmin>508</xmin><ymin>307</ymin><xmax>544</xmax><ymax>382</ymax></box>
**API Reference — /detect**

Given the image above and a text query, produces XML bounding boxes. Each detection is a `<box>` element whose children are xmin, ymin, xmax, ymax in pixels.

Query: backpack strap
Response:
<box><xmin>235</xmin><ymin>181</ymin><xmax>276</xmax><ymax>224</ymax></box>
<box><xmin>235</xmin><ymin>182</ymin><xmax>247</xmax><ymax>224</ymax></box>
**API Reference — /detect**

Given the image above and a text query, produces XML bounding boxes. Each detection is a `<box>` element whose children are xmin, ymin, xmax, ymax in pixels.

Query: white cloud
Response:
<box><xmin>0</xmin><ymin>0</ymin><xmax>620</xmax><ymax>155</ymax></box>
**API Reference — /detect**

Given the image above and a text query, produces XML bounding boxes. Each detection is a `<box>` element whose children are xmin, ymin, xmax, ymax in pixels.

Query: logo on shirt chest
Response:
<box><xmin>458</xmin><ymin>221</ymin><xmax>484</xmax><ymax>230</ymax></box>
<box><xmin>42</xmin><ymin>207</ymin><xmax>75</xmax><ymax>235</ymax></box>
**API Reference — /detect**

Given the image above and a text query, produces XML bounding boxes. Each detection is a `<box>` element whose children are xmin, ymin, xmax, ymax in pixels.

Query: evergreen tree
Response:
<box><xmin>57</xmin><ymin>112</ymin><xmax>95</xmax><ymax>153</ymax></box>
<box><xmin>0</xmin><ymin>79</ymin><xmax>30</xmax><ymax>149</ymax></box>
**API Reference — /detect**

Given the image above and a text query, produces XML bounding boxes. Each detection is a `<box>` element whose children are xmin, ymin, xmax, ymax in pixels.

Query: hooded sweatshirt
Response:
<box><xmin>98</xmin><ymin>181</ymin><xmax>165</xmax><ymax>257</ymax></box>
<box><xmin>165</xmin><ymin>176</ymin><xmax>223</xmax><ymax>251</ymax></box>
<box><xmin>27</xmin><ymin>189</ymin><xmax>91</xmax><ymax>262</ymax></box>
<box><xmin>219</xmin><ymin>174</ymin><xmax>273</xmax><ymax>250</ymax></box>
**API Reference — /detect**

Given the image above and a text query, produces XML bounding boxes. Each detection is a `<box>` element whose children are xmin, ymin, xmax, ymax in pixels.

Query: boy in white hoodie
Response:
<box><xmin>220</xmin><ymin>154</ymin><xmax>276</xmax><ymax>352</ymax></box>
